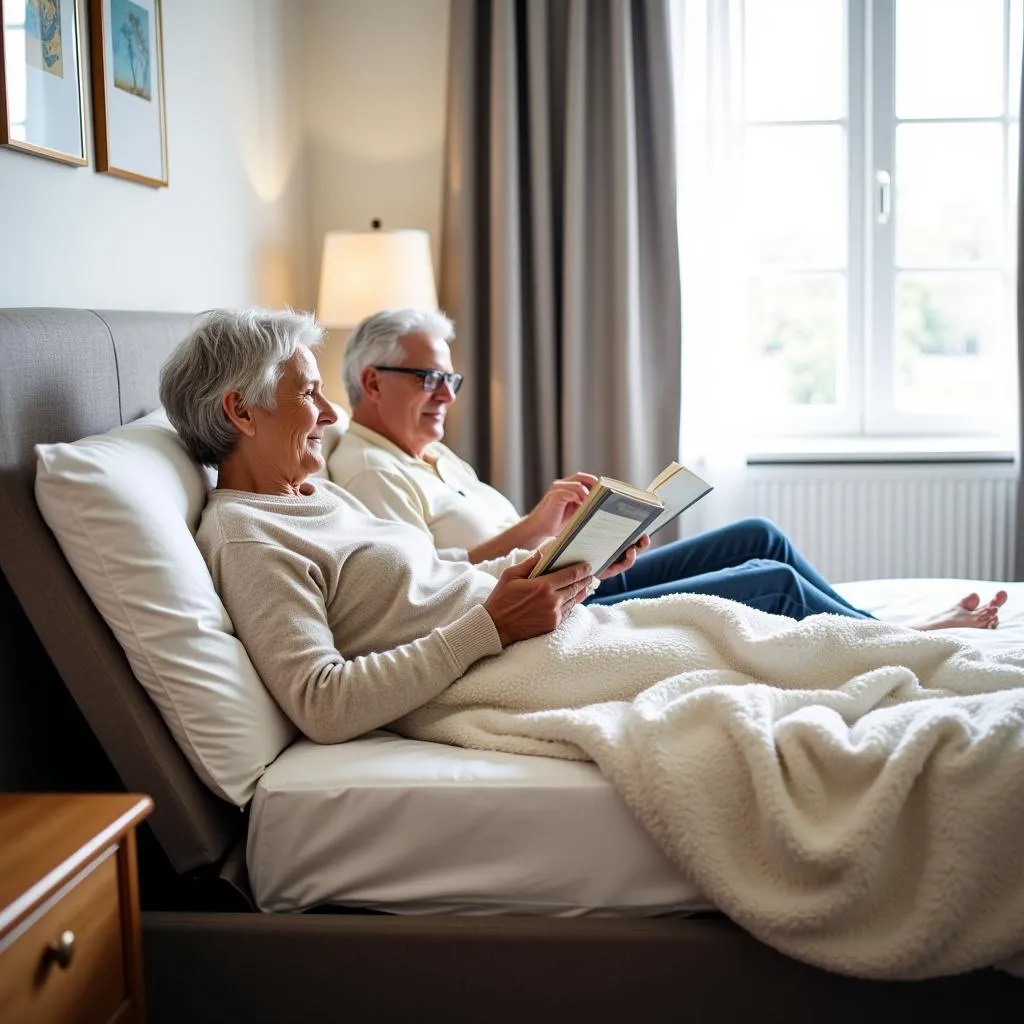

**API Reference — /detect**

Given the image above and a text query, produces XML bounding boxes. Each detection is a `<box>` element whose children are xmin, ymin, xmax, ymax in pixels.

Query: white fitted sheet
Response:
<box><xmin>248</xmin><ymin>577</ymin><xmax>1024</xmax><ymax>916</ymax></box>
<box><xmin>248</xmin><ymin>730</ymin><xmax>706</xmax><ymax>915</ymax></box>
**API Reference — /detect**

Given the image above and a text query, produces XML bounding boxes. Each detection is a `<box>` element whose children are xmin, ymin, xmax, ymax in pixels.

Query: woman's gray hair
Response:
<box><xmin>343</xmin><ymin>308</ymin><xmax>455</xmax><ymax>404</ymax></box>
<box><xmin>160</xmin><ymin>307</ymin><xmax>324</xmax><ymax>467</ymax></box>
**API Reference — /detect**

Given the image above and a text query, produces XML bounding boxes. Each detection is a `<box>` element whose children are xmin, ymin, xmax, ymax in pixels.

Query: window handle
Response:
<box><xmin>876</xmin><ymin>170</ymin><xmax>891</xmax><ymax>225</ymax></box>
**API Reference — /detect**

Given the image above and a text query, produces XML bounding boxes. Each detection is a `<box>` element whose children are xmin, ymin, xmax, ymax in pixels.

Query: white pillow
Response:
<box><xmin>35</xmin><ymin>409</ymin><xmax>296</xmax><ymax>805</ymax></box>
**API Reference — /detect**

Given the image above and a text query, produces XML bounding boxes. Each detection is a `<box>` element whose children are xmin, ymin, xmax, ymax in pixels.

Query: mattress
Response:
<box><xmin>248</xmin><ymin>577</ymin><xmax>1024</xmax><ymax>916</ymax></box>
<box><xmin>247</xmin><ymin>730</ymin><xmax>705</xmax><ymax>915</ymax></box>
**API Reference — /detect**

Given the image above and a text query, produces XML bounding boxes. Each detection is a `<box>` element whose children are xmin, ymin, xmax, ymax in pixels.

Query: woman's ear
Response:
<box><xmin>222</xmin><ymin>391</ymin><xmax>257</xmax><ymax>436</ymax></box>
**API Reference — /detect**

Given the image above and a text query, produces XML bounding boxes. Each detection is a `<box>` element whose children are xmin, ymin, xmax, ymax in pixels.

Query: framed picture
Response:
<box><xmin>0</xmin><ymin>0</ymin><xmax>88</xmax><ymax>165</ymax></box>
<box><xmin>89</xmin><ymin>0</ymin><xmax>166</xmax><ymax>187</ymax></box>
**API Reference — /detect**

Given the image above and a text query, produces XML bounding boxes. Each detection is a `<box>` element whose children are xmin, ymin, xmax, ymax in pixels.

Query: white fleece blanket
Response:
<box><xmin>391</xmin><ymin>594</ymin><xmax>1024</xmax><ymax>980</ymax></box>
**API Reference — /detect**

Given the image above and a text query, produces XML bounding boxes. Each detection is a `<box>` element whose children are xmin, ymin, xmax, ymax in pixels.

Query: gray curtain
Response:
<box><xmin>439</xmin><ymin>0</ymin><xmax>682</xmax><ymax>512</ymax></box>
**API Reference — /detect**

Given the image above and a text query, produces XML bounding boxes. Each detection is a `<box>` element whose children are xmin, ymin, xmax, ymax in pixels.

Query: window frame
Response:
<box><xmin>741</xmin><ymin>0</ymin><xmax>1019</xmax><ymax>445</ymax></box>
<box><xmin>741</xmin><ymin>0</ymin><xmax>859</xmax><ymax>437</ymax></box>
<box><xmin>867</xmin><ymin>0</ymin><xmax>1020</xmax><ymax>439</ymax></box>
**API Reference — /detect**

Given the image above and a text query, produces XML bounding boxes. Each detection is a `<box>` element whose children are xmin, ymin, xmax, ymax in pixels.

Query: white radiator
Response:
<box><xmin>746</xmin><ymin>463</ymin><xmax>1018</xmax><ymax>582</ymax></box>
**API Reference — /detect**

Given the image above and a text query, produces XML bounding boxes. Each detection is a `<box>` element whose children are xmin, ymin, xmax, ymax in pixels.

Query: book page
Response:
<box><xmin>645</xmin><ymin>465</ymin><xmax>713</xmax><ymax>537</ymax></box>
<box><xmin>648</xmin><ymin>461</ymin><xmax>685</xmax><ymax>492</ymax></box>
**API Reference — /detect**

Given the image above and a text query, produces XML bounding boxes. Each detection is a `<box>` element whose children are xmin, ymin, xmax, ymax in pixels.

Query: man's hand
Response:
<box><xmin>597</xmin><ymin>534</ymin><xmax>650</xmax><ymax>580</ymax></box>
<box><xmin>483</xmin><ymin>551</ymin><xmax>594</xmax><ymax>647</ymax></box>
<box><xmin>524</xmin><ymin>472</ymin><xmax>598</xmax><ymax>540</ymax></box>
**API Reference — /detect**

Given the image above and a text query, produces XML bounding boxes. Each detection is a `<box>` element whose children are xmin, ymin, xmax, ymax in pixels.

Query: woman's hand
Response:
<box><xmin>597</xmin><ymin>534</ymin><xmax>650</xmax><ymax>580</ymax></box>
<box><xmin>483</xmin><ymin>551</ymin><xmax>594</xmax><ymax>647</ymax></box>
<box><xmin>524</xmin><ymin>472</ymin><xmax>598</xmax><ymax>541</ymax></box>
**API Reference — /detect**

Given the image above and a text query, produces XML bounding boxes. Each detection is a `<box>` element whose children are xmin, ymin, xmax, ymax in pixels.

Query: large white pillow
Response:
<box><xmin>34</xmin><ymin>408</ymin><xmax>298</xmax><ymax>805</ymax></box>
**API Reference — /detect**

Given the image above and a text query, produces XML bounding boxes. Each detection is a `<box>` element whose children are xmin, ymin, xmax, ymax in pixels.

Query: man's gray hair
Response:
<box><xmin>160</xmin><ymin>307</ymin><xmax>324</xmax><ymax>467</ymax></box>
<box><xmin>343</xmin><ymin>308</ymin><xmax>455</xmax><ymax>404</ymax></box>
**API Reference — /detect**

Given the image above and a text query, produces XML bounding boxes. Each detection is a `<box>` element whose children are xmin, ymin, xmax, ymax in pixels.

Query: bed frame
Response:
<box><xmin>0</xmin><ymin>307</ymin><xmax>1019</xmax><ymax>1020</ymax></box>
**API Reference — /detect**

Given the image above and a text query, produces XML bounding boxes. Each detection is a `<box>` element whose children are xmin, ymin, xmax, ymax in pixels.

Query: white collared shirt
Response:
<box><xmin>328</xmin><ymin>422</ymin><xmax>522</xmax><ymax>560</ymax></box>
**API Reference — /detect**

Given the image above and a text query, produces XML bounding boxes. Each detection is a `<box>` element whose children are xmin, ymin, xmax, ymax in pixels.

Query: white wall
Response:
<box><xmin>298</xmin><ymin>0</ymin><xmax>451</xmax><ymax>305</ymax></box>
<box><xmin>296</xmin><ymin>0</ymin><xmax>451</xmax><ymax>404</ymax></box>
<box><xmin>0</xmin><ymin>0</ymin><xmax>452</xmax><ymax>347</ymax></box>
<box><xmin>0</xmin><ymin>0</ymin><xmax>305</xmax><ymax>311</ymax></box>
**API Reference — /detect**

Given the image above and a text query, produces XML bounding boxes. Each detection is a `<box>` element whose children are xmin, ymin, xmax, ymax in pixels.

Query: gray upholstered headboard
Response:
<box><xmin>0</xmin><ymin>309</ymin><xmax>238</xmax><ymax>873</ymax></box>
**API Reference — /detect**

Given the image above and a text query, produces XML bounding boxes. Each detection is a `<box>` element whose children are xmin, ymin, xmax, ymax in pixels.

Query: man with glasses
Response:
<box><xmin>330</xmin><ymin>308</ymin><xmax>599</xmax><ymax>565</ymax></box>
<box><xmin>328</xmin><ymin>309</ymin><xmax>1004</xmax><ymax>629</ymax></box>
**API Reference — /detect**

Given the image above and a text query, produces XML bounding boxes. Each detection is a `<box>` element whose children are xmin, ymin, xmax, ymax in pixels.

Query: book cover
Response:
<box><xmin>529</xmin><ymin>478</ymin><xmax>663</xmax><ymax>578</ymax></box>
<box><xmin>528</xmin><ymin>462</ymin><xmax>713</xmax><ymax>579</ymax></box>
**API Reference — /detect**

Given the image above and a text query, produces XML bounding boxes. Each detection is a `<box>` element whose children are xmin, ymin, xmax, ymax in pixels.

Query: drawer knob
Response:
<box><xmin>48</xmin><ymin>930</ymin><xmax>76</xmax><ymax>969</ymax></box>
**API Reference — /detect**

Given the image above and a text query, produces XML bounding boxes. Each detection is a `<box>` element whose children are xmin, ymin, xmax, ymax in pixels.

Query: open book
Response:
<box><xmin>529</xmin><ymin>462</ymin><xmax>713</xmax><ymax>578</ymax></box>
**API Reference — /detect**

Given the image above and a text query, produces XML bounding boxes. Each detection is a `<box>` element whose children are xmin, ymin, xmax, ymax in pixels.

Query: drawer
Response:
<box><xmin>0</xmin><ymin>851</ymin><xmax>126</xmax><ymax>1024</ymax></box>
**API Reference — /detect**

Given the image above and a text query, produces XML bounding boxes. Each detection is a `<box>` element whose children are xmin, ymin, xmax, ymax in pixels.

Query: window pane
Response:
<box><xmin>896</xmin><ymin>123</ymin><xmax>1003</xmax><ymax>266</ymax></box>
<box><xmin>744</xmin><ymin>0</ymin><xmax>843</xmax><ymax>121</ymax></box>
<box><xmin>1012</xmin><ymin>0</ymin><xmax>1022</xmax><ymax>116</ymax></box>
<box><xmin>748</xmin><ymin>275</ymin><xmax>843</xmax><ymax>407</ymax></box>
<box><xmin>896</xmin><ymin>0</ymin><xmax>1004</xmax><ymax>118</ymax></box>
<box><xmin>745</xmin><ymin>126</ymin><xmax>845</xmax><ymax>266</ymax></box>
<box><xmin>896</xmin><ymin>273</ymin><xmax>1005</xmax><ymax>411</ymax></box>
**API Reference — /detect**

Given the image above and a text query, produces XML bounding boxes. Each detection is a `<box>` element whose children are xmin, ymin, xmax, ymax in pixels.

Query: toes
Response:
<box><xmin>991</xmin><ymin>590</ymin><xmax>1008</xmax><ymax>608</ymax></box>
<box><xmin>959</xmin><ymin>593</ymin><xmax>981</xmax><ymax>611</ymax></box>
<box><xmin>974</xmin><ymin>606</ymin><xmax>998</xmax><ymax>627</ymax></box>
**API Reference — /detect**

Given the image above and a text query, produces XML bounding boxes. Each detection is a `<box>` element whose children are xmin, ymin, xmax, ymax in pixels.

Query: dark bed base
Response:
<box><xmin>143</xmin><ymin>910</ymin><xmax>1020</xmax><ymax>1023</ymax></box>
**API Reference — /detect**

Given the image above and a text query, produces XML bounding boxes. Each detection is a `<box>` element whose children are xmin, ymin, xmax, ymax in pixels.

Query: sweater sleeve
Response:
<box><xmin>210</xmin><ymin>538</ymin><xmax>502</xmax><ymax>744</ymax></box>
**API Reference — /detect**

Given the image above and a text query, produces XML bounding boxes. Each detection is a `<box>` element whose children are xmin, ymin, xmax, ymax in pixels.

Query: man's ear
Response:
<box><xmin>222</xmin><ymin>391</ymin><xmax>257</xmax><ymax>437</ymax></box>
<box><xmin>360</xmin><ymin>366</ymin><xmax>384</xmax><ymax>403</ymax></box>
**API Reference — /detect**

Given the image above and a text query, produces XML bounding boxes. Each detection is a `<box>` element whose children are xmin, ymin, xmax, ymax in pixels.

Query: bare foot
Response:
<box><xmin>909</xmin><ymin>591</ymin><xmax>1007</xmax><ymax>632</ymax></box>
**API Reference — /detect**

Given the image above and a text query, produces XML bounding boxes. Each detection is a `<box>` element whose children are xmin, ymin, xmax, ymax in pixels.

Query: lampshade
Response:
<box><xmin>316</xmin><ymin>228</ymin><xmax>439</xmax><ymax>328</ymax></box>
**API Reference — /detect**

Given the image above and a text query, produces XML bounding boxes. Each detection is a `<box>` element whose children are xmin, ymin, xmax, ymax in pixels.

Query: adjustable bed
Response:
<box><xmin>0</xmin><ymin>307</ymin><xmax>1019</xmax><ymax>1021</ymax></box>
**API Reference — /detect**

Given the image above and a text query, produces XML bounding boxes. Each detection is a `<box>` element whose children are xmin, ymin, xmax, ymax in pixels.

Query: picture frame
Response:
<box><xmin>0</xmin><ymin>0</ymin><xmax>89</xmax><ymax>166</ymax></box>
<box><xmin>88</xmin><ymin>0</ymin><xmax>166</xmax><ymax>187</ymax></box>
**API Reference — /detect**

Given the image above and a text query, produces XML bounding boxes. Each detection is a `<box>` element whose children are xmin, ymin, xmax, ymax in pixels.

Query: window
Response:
<box><xmin>677</xmin><ymin>0</ymin><xmax>1022</xmax><ymax>448</ymax></box>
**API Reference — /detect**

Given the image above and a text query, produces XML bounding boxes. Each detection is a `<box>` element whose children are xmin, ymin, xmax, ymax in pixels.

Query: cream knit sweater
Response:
<box><xmin>196</xmin><ymin>480</ymin><xmax>513</xmax><ymax>743</ymax></box>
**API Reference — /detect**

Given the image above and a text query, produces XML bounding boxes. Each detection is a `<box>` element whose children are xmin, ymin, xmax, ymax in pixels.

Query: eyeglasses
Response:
<box><xmin>373</xmin><ymin>366</ymin><xmax>464</xmax><ymax>394</ymax></box>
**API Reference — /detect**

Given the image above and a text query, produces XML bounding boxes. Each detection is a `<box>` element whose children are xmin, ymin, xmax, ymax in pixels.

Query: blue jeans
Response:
<box><xmin>587</xmin><ymin>517</ymin><xmax>873</xmax><ymax>621</ymax></box>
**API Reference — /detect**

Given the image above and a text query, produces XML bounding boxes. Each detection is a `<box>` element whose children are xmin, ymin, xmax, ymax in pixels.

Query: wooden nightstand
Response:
<box><xmin>0</xmin><ymin>793</ymin><xmax>153</xmax><ymax>1024</ymax></box>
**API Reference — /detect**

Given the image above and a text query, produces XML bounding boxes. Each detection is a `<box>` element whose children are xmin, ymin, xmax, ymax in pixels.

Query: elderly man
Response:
<box><xmin>327</xmin><ymin>308</ymin><xmax>1003</xmax><ymax>629</ymax></box>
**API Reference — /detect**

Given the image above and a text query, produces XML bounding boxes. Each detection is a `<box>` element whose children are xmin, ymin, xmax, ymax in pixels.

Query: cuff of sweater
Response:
<box><xmin>438</xmin><ymin>545</ymin><xmax>471</xmax><ymax>563</ymax></box>
<box><xmin>437</xmin><ymin>604</ymin><xmax>504</xmax><ymax>672</ymax></box>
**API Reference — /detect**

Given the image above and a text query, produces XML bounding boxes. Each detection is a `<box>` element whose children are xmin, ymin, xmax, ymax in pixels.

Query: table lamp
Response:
<box><xmin>317</xmin><ymin>219</ymin><xmax>439</xmax><ymax>328</ymax></box>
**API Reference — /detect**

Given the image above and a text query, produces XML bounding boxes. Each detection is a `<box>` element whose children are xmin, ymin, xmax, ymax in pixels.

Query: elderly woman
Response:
<box><xmin>328</xmin><ymin>308</ymin><xmax>1004</xmax><ymax>630</ymax></box>
<box><xmin>159</xmin><ymin>308</ymin><xmax>646</xmax><ymax>743</ymax></box>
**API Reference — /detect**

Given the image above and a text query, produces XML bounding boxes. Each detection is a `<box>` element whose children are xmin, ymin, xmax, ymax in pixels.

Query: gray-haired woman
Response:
<box><xmin>159</xmin><ymin>308</ymin><xmax>642</xmax><ymax>744</ymax></box>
